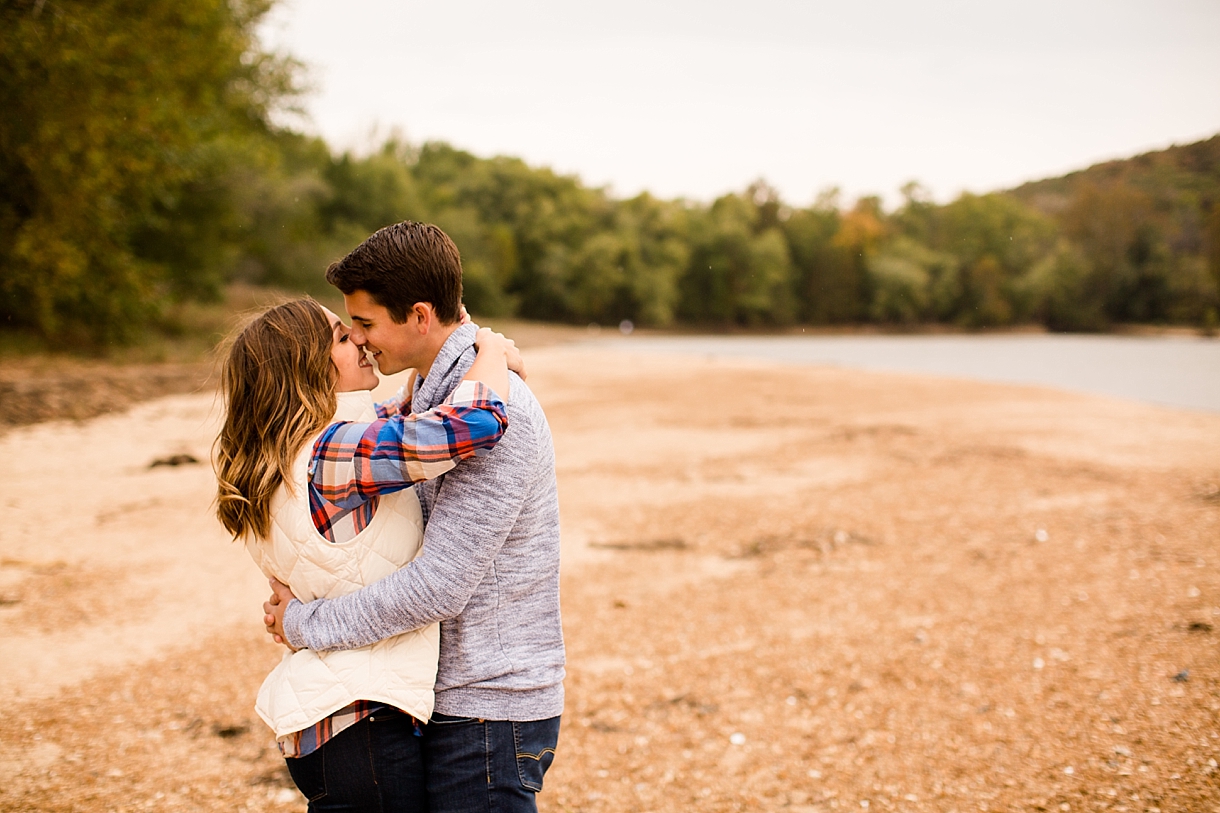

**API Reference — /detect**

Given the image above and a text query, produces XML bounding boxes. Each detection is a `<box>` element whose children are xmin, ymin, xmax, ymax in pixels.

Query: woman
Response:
<box><xmin>213</xmin><ymin>297</ymin><xmax>517</xmax><ymax>811</ymax></box>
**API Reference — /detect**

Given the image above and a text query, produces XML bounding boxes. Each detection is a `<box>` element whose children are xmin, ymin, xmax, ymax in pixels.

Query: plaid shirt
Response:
<box><xmin>276</xmin><ymin>701</ymin><xmax>425</xmax><ymax>758</ymax></box>
<box><xmin>307</xmin><ymin>379</ymin><xmax>507</xmax><ymax>545</ymax></box>
<box><xmin>280</xmin><ymin>379</ymin><xmax>505</xmax><ymax>757</ymax></box>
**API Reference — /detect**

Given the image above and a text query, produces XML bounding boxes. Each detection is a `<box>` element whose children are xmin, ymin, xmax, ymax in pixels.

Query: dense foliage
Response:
<box><xmin>2</xmin><ymin>0</ymin><xmax>1217</xmax><ymax>344</ymax></box>
<box><xmin>0</xmin><ymin>0</ymin><xmax>297</xmax><ymax>342</ymax></box>
<box><xmin>1009</xmin><ymin>138</ymin><xmax>1220</xmax><ymax>329</ymax></box>
<box><xmin>259</xmin><ymin>137</ymin><xmax>1220</xmax><ymax>334</ymax></box>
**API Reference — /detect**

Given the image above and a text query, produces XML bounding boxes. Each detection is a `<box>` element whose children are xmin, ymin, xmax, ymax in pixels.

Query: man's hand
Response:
<box><xmin>263</xmin><ymin>578</ymin><xmax>302</xmax><ymax>652</ymax></box>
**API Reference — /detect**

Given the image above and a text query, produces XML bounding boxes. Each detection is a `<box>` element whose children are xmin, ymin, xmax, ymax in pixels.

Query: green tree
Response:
<box><xmin>923</xmin><ymin>193</ymin><xmax>1057</xmax><ymax>326</ymax></box>
<box><xmin>0</xmin><ymin>0</ymin><xmax>298</xmax><ymax>342</ymax></box>
<box><xmin>545</xmin><ymin>193</ymin><xmax>689</xmax><ymax>326</ymax></box>
<box><xmin>614</xmin><ymin>193</ymin><xmax>689</xmax><ymax>326</ymax></box>
<box><xmin>680</xmin><ymin>190</ymin><xmax>793</xmax><ymax>326</ymax></box>
<box><xmin>864</xmin><ymin>237</ymin><xmax>954</xmax><ymax>324</ymax></box>
<box><xmin>783</xmin><ymin>193</ymin><xmax>854</xmax><ymax>323</ymax></box>
<box><xmin>1060</xmin><ymin>181</ymin><xmax>1169</xmax><ymax>322</ymax></box>
<box><xmin>323</xmin><ymin>140</ymin><xmax>424</xmax><ymax>239</ymax></box>
<box><xmin>1017</xmin><ymin>241</ymin><xmax>1107</xmax><ymax>331</ymax></box>
<box><xmin>413</xmin><ymin>143</ymin><xmax>609</xmax><ymax>321</ymax></box>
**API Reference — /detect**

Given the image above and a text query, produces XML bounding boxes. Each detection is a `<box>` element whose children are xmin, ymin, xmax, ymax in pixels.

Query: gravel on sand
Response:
<box><xmin>1</xmin><ymin>347</ymin><xmax>1217</xmax><ymax>812</ymax></box>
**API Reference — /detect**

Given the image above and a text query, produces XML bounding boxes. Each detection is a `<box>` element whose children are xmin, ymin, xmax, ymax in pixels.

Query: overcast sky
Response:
<box><xmin>260</xmin><ymin>0</ymin><xmax>1220</xmax><ymax>208</ymax></box>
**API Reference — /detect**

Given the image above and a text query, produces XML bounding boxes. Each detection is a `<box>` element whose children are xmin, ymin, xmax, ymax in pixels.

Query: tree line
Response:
<box><xmin>3</xmin><ymin>0</ymin><xmax>1219</xmax><ymax>345</ymax></box>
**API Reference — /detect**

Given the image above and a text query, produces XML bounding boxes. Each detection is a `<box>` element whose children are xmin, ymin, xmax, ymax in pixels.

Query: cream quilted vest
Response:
<box><xmin>245</xmin><ymin>390</ymin><xmax>439</xmax><ymax>737</ymax></box>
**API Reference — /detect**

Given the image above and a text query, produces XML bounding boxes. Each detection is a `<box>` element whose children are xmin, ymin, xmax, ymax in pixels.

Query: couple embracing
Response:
<box><xmin>213</xmin><ymin>221</ymin><xmax>564</xmax><ymax>812</ymax></box>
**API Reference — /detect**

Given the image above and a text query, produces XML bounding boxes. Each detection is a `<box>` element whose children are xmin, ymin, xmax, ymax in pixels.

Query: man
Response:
<box><xmin>264</xmin><ymin>221</ymin><xmax>564</xmax><ymax>812</ymax></box>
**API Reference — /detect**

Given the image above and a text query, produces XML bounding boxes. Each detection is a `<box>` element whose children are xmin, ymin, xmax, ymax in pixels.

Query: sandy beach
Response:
<box><xmin>1</xmin><ymin>344</ymin><xmax>1217</xmax><ymax>812</ymax></box>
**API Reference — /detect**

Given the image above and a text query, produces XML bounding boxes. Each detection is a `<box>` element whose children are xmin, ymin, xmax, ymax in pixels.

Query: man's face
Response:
<box><xmin>342</xmin><ymin>289</ymin><xmax>425</xmax><ymax>375</ymax></box>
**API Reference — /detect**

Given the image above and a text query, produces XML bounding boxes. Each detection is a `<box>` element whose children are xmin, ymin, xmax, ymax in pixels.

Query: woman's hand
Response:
<box><xmin>264</xmin><ymin>578</ymin><xmax>301</xmax><ymax>652</ymax></box>
<box><xmin>475</xmin><ymin>327</ymin><xmax>526</xmax><ymax>381</ymax></box>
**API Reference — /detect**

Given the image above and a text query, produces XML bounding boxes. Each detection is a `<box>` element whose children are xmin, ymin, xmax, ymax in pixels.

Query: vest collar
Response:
<box><xmin>333</xmin><ymin>390</ymin><xmax>377</xmax><ymax>423</ymax></box>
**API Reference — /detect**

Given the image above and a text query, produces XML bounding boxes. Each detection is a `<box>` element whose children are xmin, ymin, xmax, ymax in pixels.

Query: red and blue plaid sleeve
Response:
<box><xmin>310</xmin><ymin>381</ymin><xmax>508</xmax><ymax>511</ymax></box>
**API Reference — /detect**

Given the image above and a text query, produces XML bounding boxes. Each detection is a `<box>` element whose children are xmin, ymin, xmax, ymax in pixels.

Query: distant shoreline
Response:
<box><xmin>1</xmin><ymin>320</ymin><xmax>1214</xmax><ymax>433</ymax></box>
<box><xmin>599</xmin><ymin>332</ymin><xmax>1220</xmax><ymax>413</ymax></box>
<box><xmin>599</xmin><ymin>321</ymin><xmax>1215</xmax><ymax>340</ymax></box>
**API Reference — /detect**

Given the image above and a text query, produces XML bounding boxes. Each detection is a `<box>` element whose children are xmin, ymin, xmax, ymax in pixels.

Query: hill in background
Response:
<box><xmin>1012</xmin><ymin>135</ymin><xmax>1220</xmax><ymax>217</ymax></box>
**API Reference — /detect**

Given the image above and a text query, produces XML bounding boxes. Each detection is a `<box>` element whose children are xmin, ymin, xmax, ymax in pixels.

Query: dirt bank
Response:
<box><xmin>0</xmin><ymin>361</ymin><xmax>215</xmax><ymax>431</ymax></box>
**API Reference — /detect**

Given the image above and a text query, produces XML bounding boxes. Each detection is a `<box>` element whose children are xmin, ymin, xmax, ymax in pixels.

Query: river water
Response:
<box><xmin>602</xmin><ymin>333</ymin><xmax>1220</xmax><ymax>413</ymax></box>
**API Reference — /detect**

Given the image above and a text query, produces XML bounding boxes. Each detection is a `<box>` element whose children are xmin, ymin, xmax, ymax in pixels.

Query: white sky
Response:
<box><xmin>260</xmin><ymin>0</ymin><xmax>1220</xmax><ymax>208</ymax></box>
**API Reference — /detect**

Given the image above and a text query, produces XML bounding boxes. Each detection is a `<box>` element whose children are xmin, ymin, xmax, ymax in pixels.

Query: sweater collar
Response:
<box><xmin>412</xmin><ymin>323</ymin><xmax>478</xmax><ymax>413</ymax></box>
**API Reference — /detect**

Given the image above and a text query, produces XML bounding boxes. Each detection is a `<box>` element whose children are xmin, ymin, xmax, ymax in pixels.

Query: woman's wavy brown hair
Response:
<box><xmin>214</xmin><ymin>298</ymin><xmax>337</xmax><ymax>540</ymax></box>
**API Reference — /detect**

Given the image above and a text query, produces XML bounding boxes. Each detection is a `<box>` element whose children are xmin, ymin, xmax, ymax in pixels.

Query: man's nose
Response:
<box><xmin>349</xmin><ymin>324</ymin><xmax>367</xmax><ymax>345</ymax></box>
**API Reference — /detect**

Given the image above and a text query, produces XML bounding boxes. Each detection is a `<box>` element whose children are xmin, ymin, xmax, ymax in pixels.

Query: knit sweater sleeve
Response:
<box><xmin>282</xmin><ymin>391</ymin><xmax>537</xmax><ymax>651</ymax></box>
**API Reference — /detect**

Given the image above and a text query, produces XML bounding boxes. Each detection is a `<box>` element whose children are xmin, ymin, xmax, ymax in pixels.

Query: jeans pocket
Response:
<box><xmin>513</xmin><ymin>718</ymin><xmax>560</xmax><ymax>793</ymax></box>
<box><xmin>285</xmin><ymin>750</ymin><xmax>328</xmax><ymax>803</ymax></box>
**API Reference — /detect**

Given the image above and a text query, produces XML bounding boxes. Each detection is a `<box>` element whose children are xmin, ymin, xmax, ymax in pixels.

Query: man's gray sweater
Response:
<box><xmin>283</xmin><ymin>324</ymin><xmax>565</xmax><ymax>721</ymax></box>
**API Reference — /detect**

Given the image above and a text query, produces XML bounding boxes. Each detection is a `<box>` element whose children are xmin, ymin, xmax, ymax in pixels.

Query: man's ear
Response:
<box><xmin>410</xmin><ymin>302</ymin><xmax>436</xmax><ymax>334</ymax></box>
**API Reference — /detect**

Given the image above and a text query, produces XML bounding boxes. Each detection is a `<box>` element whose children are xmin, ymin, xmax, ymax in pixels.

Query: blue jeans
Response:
<box><xmin>285</xmin><ymin>708</ymin><xmax>427</xmax><ymax>812</ymax></box>
<box><xmin>422</xmin><ymin>713</ymin><xmax>561</xmax><ymax>813</ymax></box>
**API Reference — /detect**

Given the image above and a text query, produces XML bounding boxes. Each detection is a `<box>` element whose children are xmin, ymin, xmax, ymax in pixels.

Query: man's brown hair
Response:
<box><xmin>325</xmin><ymin>221</ymin><xmax>463</xmax><ymax>324</ymax></box>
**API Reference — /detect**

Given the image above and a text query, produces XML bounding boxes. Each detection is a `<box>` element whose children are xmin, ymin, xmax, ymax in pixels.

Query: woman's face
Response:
<box><xmin>324</xmin><ymin>307</ymin><xmax>379</xmax><ymax>392</ymax></box>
